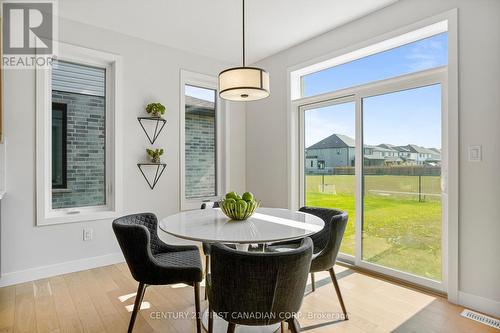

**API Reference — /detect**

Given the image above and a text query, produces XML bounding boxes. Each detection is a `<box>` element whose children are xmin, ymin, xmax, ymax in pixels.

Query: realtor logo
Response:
<box><xmin>2</xmin><ymin>2</ymin><xmax>53</xmax><ymax>54</ymax></box>
<box><xmin>1</xmin><ymin>1</ymin><xmax>56</xmax><ymax>68</ymax></box>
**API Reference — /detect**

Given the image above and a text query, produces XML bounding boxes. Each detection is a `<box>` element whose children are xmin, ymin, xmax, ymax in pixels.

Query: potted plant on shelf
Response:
<box><xmin>145</xmin><ymin>102</ymin><xmax>166</xmax><ymax>118</ymax></box>
<box><xmin>146</xmin><ymin>148</ymin><xmax>164</xmax><ymax>163</ymax></box>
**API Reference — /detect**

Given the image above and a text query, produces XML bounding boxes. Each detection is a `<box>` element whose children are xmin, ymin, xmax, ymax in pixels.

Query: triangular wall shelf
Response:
<box><xmin>137</xmin><ymin>117</ymin><xmax>167</xmax><ymax>144</ymax></box>
<box><xmin>137</xmin><ymin>163</ymin><xmax>167</xmax><ymax>189</ymax></box>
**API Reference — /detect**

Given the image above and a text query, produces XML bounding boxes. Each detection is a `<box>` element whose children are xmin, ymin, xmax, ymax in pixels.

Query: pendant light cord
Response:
<box><xmin>242</xmin><ymin>0</ymin><xmax>246</xmax><ymax>67</ymax></box>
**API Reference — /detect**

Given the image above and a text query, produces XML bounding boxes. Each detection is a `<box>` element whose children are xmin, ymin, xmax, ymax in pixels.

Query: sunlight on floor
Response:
<box><xmin>118</xmin><ymin>292</ymin><xmax>137</xmax><ymax>302</ymax></box>
<box><xmin>125</xmin><ymin>302</ymin><xmax>151</xmax><ymax>312</ymax></box>
<box><xmin>169</xmin><ymin>283</ymin><xmax>193</xmax><ymax>289</ymax></box>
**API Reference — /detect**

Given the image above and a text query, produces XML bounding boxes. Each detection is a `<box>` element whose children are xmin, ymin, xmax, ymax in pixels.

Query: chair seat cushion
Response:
<box><xmin>152</xmin><ymin>248</ymin><xmax>203</xmax><ymax>284</ymax></box>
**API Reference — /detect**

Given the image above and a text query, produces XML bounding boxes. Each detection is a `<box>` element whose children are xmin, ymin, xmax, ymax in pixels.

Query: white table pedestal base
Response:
<box><xmin>202</xmin><ymin>309</ymin><xmax>280</xmax><ymax>333</ymax></box>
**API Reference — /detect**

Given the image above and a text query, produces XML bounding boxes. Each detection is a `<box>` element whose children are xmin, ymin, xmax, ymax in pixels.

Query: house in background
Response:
<box><xmin>363</xmin><ymin>145</ymin><xmax>403</xmax><ymax>166</ymax></box>
<box><xmin>305</xmin><ymin>134</ymin><xmax>355</xmax><ymax>173</ymax></box>
<box><xmin>306</xmin><ymin>134</ymin><xmax>441</xmax><ymax>171</ymax></box>
<box><xmin>404</xmin><ymin>144</ymin><xmax>442</xmax><ymax>165</ymax></box>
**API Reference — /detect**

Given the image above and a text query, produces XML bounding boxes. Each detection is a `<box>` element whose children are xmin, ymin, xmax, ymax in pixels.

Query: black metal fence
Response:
<box><xmin>306</xmin><ymin>165</ymin><xmax>441</xmax><ymax>176</ymax></box>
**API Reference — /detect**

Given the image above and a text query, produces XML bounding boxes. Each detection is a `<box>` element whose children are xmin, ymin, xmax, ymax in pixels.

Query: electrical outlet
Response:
<box><xmin>83</xmin><ymin>228</ymin><xmax>93</xmax><ymax>241</ymax></box>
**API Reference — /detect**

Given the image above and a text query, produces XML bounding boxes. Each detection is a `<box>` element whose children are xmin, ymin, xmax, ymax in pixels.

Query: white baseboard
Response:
<box><xmin>0</xmin><ymin>252</ymin><xmax>125</xmax><ymax>287</ymax></box>
<box><xmin>458</xmin><ymin>291</ymin><xmax>500</xmax><ymax>318</ymax></box>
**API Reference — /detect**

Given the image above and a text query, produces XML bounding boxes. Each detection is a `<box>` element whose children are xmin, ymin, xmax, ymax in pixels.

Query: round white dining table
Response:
<box><xmin>159</xmin><ymin>207</ymin><xmax>324</xmax><ymax>333</ymax></box>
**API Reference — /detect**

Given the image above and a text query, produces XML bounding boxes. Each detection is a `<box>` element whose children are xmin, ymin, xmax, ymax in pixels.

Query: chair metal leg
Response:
<box><xmin>328</xmin><ymin>268</ymin><xmax>348</xmax><ymax>320</ymax></box>
<box><xmin>311</xmin><ymin>272</ymin><xmax>316</xmax><ymax>292</ymax></box>
<box><xmin>128</xmin><ymin>282</ymin><xmax>147</xmax><ymax>333</ymax></box>
<box><xmin>205</xmin><ymin>255</ymin><xmax>209</xmax><ymax>300</ymax></box>
<box><xmin>227</xmin><ymin>322</ymin><xmax>236</xmax><ymax>333</ymax></box>
<box><xmin>194</xmin><ymin>282</ymin><xmax>202</xmax><ymax>333</ymax></box>
<box><xmin>208</xmin><ymin>305</ymin><xmax>214</xmax><ymax>333</ymax></box>
<box><xmin>287</xmin><ymin>318</ymin><xmax>300</xmax><ymax>333</ymax></box>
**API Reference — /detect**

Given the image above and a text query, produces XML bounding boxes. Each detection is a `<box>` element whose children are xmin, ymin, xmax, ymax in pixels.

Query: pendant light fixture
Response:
<box><xmin>218</xmin><ymin>0</ymin><xmax>270</xmax><ymax>101</ymax></box>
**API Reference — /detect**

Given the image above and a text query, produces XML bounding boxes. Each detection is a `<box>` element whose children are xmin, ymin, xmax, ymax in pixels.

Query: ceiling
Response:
<box><xmin>58</xmin><ymin>0</ymin><xmax>398</xmax><ymax>64</ymax></box>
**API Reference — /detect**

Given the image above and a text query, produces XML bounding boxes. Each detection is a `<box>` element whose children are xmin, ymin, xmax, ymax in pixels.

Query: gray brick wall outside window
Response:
<box><xmin>185</xmin><ymin>112</ymin><xmax>216</xmax><ymax>199</ymax></box>
<box><xmin>51</xmin><ymin>91</ymin><xmax>106</xmax><ymax>209</ymax></box>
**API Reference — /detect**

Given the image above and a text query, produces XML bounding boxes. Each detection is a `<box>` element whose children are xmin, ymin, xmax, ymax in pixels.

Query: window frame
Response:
<box><xmin>180</xmin><ymin>70</ymin><xmax>226</xmax><ymax>211</ymax></box>
<box><xmin>36</xmin><ymin>42</ymin><xmax>123</xmax><ymax>225</ymax></box>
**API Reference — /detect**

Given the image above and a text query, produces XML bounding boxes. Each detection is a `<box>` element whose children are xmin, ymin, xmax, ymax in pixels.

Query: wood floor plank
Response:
<box><xmin>78</xmin><ymin>270</ymin><xmax>127</xmax><ymax>333</ymax></box>
<box><xmin>13</xmin><ymin>283</ymin><xmax>36</xmax><ymax>333</ymax></box>
<box><xmin>33</xmin><ymin>278</ymin><xmax>60</xmax><ymax>333</ymax></box>
<box><xmin>50</xmin><ymin>276</ymin><xmax>84</xmax><ymax>333</ymax></box>
<box><xmin>63</xmin><ymin>272</ymin><xmax>107</xmax><ymax>333</ymax></box>
<box><xmin>89</xmin><ymin>267</ymin><xmax>119</xmax><ymax>293</ymax></box>
<box><xmin>0</xmin><ymin>286</ymin><xmax>15</xmax><ymax>333</ymax></box>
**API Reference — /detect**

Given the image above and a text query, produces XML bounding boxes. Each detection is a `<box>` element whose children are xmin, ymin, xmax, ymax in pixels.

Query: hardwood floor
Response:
<box><xmin>0</xmin><ymin>263</ymin><xmax>496</xmax><ymax>333</ymax></box>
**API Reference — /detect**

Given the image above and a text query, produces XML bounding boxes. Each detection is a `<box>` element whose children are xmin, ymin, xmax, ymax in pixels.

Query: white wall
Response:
<box><xmin>228</xmin><ymin>102</ymin><xmax>247</xmax><ymax>194</ymax></box>
<box><xmin>0</xmin><ymin>18</ymin><xmax>245</xmax><ymax>285</ymax></box>
<box><xmin>246</xmin><ymin>0</ymin><xmax>500</xmax><ymax>316</ymax></box>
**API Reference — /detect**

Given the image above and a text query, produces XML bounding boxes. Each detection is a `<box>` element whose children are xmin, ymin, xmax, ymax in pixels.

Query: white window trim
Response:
<box><xmin>36</xmin><ymin>42</ymin><xmax>123</xmax><ymax>226</ymax></box>
<box><xmin>286</xmin><ymin>9</ymin><xmax>458</xmax><ymax>301</ymax></box>
<box><xmin>179</xmin><ymin>69</ymin><xmax>227</xmax><ymax>211</ymax></box>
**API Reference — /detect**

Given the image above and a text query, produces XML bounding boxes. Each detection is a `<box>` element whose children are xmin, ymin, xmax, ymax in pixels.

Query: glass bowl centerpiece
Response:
<box><xmin>219</xmin><ymin>191</ymin><xmax>260</xmax><ymax>221</ymax></box>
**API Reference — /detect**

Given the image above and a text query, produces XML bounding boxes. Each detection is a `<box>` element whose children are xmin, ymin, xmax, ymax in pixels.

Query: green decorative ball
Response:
<box><xmin>242</xmin><ymin>192</ymin><xmax>254</xmax><ymax>202</ymax></box>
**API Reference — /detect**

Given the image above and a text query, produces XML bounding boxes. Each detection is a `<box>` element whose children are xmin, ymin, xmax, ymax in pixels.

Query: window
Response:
<box><xmin>290</xmin><ymin>20</ymin><xmax>448</xmax><ymax>100</ymax></box>
<box><xmin>302</xmin><ymin>32</ymin><xmax>447</xmax><ymax>97</ymax></box>
<box><xmin>51</xmin><ymin>102</ymin><xmax>67</xmax><ymax>189</ymax></box>
<box><xmin>36</xmin><ymin>43</ymin><xmax>122</xmax><ymax>225</ymax></box>
<box><xmin>51</xmin><ymin>60</ymin><xmax>106</xmax><ymax>209</ymax></box>
<box><xmin>292</xmin><ymin>21</ymin><xmax>451</xmax><ymax>292</ymax></box>
<box><xmin>185</xmin><ymin>85</ymin><xmax>217</xmax><ymax>199</ymax></box>
<box><xmin>180</xmin><ymin>70</ymin><xmax>224</xmax><ymax>210</ymax></box>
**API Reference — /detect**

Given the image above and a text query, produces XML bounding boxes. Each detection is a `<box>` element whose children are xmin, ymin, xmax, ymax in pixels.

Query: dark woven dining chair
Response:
<box><xmin>112</xmin><ymin>213</ymin><xmax>203</xmax><ymax>333</ymax></box>
<box><xmin>268</xmin><ymin>207</ymin><xmax>349</xmax><ymax>320</ymax></box>
<box><xmin>207</xmin><ymin>237</ymin><xmax>313</xmax><ymax>333</ymax></box>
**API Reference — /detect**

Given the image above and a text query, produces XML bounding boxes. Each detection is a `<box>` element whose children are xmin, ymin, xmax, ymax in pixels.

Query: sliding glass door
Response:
<box><xmin>299</xmin><ymin>70</ymin><xmax>446</xmax><ymax>290</ymax></box>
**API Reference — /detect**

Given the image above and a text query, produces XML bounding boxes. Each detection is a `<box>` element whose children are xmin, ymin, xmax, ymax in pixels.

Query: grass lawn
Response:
<box><xmin>305</xmin><ymin>175</ymin><xmax>442</xmax><ymax>281</ymax></box>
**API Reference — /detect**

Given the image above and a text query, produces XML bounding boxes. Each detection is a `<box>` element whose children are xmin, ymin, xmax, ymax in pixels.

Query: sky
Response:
<box><xmin>185</xmin><ymin>84</ymin><xmax>215</xmax><ymax>102</ymax></box>
<box><xmin>304</xmin><ymin>33</ymin><xmax>447</xmax><ymax>149</ymax></box>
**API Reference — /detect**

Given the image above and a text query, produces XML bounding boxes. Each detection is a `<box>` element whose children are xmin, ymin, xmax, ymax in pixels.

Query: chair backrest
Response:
<box><xmin>200</xmin><ymin>201</ymin><xmax>219</xmax><ymax>209</ymax></box>
<box><xmin>112</xmin><ymin>213</ymin><xmax>163</xmax><ymax>283</ymax></box>
<box><xmin>209</xmin><ymin>238</ymin><xmax>313</xmax><ymax>326</ymax></box>
<box><xmin>299</xmin><ymin>207</ymin><xmax>348</xmax><ymax>272</ymax></box>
